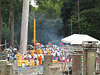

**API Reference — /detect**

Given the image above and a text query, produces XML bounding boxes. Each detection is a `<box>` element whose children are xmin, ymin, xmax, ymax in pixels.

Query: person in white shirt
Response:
<box><xmin>55</xmin><ymin>50</ymin><xmax>57</xmax><ymax>56</ymax></box>
<box><xmin>62</xmin><ymin>55</ymin><xmax>65</xmax><ymax>61</ymax></box>
<box><xmin>36</xmin><ymin>60</ymin><xmax>39</xmax><ymax>66</ymax></box>
<box><xmin>28</xmin><ymin>54</ymin><xmax>32</xmax><ymax>59</ymax></box>
<box><xmin>27</xmin><ymin>60</ymin><xmax>30</xmax><ymax>66</ymax></box>
<box><xmin>57</xmin><ymin>51</ymin><xmax>60</xmax><ymax>61</ymax></box>
<box><xmin>53</xmin><ymin>52</ymin><xmax>56</xmax><ymax>60</ymax></box>
<box><xmin>22</xmin><ymin>62</ymin><xmax>25</xmax><ymax>67</ymax></box>
<box><xmin>14</xmin><ymin>54</ymin><xmax>17</xmax><ymax>70</ymax></box>
<box><xmin>44</xmin><ymin>50</ymin><xmax>47</xmax><ymax>54</ymax></box>
<box><xmin>23</xmin><ymin>54</ymin><xmax>28</xmax><ymax>60</ymax></box>
<box><xmin>34</xmin><ymin>53</ymin><xmax>37</xmax><ymax>59</ymax></box>
<box><xmin>38</xmin><ymin>53</ymin><xmax>40</xmax><ymax>57</ymax></box>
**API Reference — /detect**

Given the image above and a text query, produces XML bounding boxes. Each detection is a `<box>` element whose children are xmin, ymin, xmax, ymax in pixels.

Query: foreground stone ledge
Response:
<box><xmin>0</xmin><ymin>60</ymin><xmax>14</xmax><ymax>75</ymax></box>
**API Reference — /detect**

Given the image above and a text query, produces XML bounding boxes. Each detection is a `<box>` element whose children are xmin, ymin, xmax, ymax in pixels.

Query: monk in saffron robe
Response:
<box><xmin>47</xmin><ymin>50</ymin><xmax>50</xmax><ymax>54</ymax></box>
<box><xmin>38</xmin><ymin>55</ymin><xmax>42</xmax><ymax>65</ymax></box>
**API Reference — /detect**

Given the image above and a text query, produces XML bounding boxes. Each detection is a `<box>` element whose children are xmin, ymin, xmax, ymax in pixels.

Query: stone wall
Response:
<box><xmin>0</xmin><ymin>52</ymin><xmax>7</xmax><ymax>60</ymax></box>
<box><xmin>43</xmin><ymin>54</ymin><xmax>61</xmax><ymax>75</ymax></box>
<box><xmin>0</xmin><ymin>60</ymin><xmax>14</xmax><ymax>75</ymax></box>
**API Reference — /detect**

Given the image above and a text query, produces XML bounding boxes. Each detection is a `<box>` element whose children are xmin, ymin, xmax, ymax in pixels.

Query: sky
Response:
<box><xmin>30</xmin><ymin>0</ymin><xmax>38</xmax><ymax>7</ymax></box>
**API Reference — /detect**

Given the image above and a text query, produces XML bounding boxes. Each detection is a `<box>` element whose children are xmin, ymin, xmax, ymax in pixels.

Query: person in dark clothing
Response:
<box><xmin>34</xmin><ymin>58</ymin><xmax>37</xmax><ymax>66</ymax></box>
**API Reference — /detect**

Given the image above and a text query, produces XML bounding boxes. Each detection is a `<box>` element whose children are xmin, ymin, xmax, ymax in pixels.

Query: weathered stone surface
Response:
<box><xmin>0</xmin><ymin>60</ymin><xmax>14</xmax><ymax>75</ymax></box>
<box><xmin>72</xmin><ymin>55</ymin><xmax>81</xmax><ymax>75</ymax></box>
<box><xmin>7</xmin><ymin>63</ymin><xmax>14</xmax><ymax>75</ymax></box>
<box><xmin>47</xmin><ymin>66</ymin><xmax>60</xmax><ymax>75</ymax></box>
<box><xmin>43</xmin><ymin>54</ymin><xmax>61</xmax><ymax>75</ymax></box>
<box><xmin>83</xmin><ymin>41</ymin><xmax>97</xmax><ymax>75</ymax></box>
<box><xmin>43</xmin><ymin>54</ymin><xmax>52</xmax><ymax>75</ymax></box>
<box><xmin>0</xmin><ymin>52</ymin><xmax>7</xmax><ymax>60</ymax></box>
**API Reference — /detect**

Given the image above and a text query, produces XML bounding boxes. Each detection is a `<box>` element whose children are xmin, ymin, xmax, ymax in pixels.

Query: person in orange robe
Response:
<box><xmin>47</xmin><ymin>50</ymin><xmax>50</xmax><ymax>54</ymax></box>
<box><xmin>38</xmin><ymin>55</ymin><xmax>42</xmax><ymax>65</ymax></box>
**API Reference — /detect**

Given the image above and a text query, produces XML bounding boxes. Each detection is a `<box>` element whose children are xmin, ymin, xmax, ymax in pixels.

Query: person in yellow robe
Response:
<box><xmin>47</xmin><ymin>50</ymin><xmax>50</xmax><ymax>54</ymax></box>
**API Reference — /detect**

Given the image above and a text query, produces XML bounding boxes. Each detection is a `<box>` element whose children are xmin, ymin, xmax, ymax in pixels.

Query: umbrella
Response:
<box><xmin>34</xmin><ymin>43</ymin><xmax>41</xmax><ymax>46</ymax></box>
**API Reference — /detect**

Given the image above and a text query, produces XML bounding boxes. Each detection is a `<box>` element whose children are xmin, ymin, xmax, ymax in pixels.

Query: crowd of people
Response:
<box><xmin>6</xmin><ymin>45</ymin><xmax>72</xmax><ymax>68</ymax></box>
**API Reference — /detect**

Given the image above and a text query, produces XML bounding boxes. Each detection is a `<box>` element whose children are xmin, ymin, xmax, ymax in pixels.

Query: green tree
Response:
<box><xmin>68</xmin><ymin>8</ymin><xmax>100</xmax><ymax>40</ymax></box>
<box><xmin>0</xmin><ymin>0</ymin><xmax>1</xmax><ymax>51</ymax></box>
<box><xmin>61</xmin><ymin>0</ymin><xmax>100</xmax><ymax>39</ymax></box>
<box><xmin>35</xmin><ymin>0</ymin><xmax>64</xmax><ymax>18</ymax></box>
<box><xmin>61</xmin><ymin>0</ymin><xmax>76</xmax><ymax>36</ymax></box>
<box><xmin>1</xmin><ymin>0</ymin><xmax>23</xmax><ymax>48</ymax></box>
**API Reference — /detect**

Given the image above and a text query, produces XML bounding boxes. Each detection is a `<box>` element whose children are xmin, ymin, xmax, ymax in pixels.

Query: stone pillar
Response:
<box><xmin>7</xmin><ymin>63</ymin><xmax>14</xmax><ymax>75</ymax></box>
<box><xmin>98</xmin><ymin>54</ymin><xmax>100</xmax><ymax>70</ymax></box>
<box><xmin>83</xmin><ymin>41</ymin><xmax>98</xmax><ymax>75</ymax></box>
<box><xmin>98</xmin><ymin>45</ymin><xmax>100</xmax><ymax>70</ymax></box>
<box><xmin>72</xmin><ymin>55</ymin><xmax>81</xmax><ymax>75</ymax></box>
<box><xmin>43</xmin><ymin>54</ymin><xmax>52</xmax><ymax>75</ymax></box>
<box><xmin>0</xmin><ymin>60</ymin><xmax>7</xmax><ymax>75</ymax></box>
<box><xmin>0</xmin><ymin>60</ymin><xmax>14</xmax><ymax>75</ymax></box>
<box><xmin>48</xmin><ymin>66</ymin><xmax>60</xmax><ymax>75</ymax></box>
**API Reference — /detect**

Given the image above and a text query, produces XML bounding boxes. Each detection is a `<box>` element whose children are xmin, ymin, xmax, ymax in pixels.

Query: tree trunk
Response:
<box><xmin>8</xmin><ymin>12</ymin><xmax>12</xmax><ymax>28</ymax></box>
<box><xmin>20</xmin><ymin>0</ymin><xmax>29</xmax><ymax>54</ymax></box>
<box><xmin>9</xmin><ymin>0</ymin><xmax>14</xmax><ymax>51</ymax></box>
<box><xmin>10</xmin><ymin>11</ymin><xmax>14</xmax><ymax>50</ymax></box>
<box><xmin>77</xmin><ymin>0</ymin><xmax>80</xmax><ymax>34</ymax></box>
<box><xmin>0</xmin><ymin>0</ymin><xmax>2</xmax><ymax>52</ymax></box>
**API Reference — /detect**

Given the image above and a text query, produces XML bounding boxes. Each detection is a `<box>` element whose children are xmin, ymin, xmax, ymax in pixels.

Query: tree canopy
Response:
<box><xmin>61</xmin><ymin>0</ymin><xmax>100</xmax><ymax>40</ymax></box>
<box><xmin>0</xmin><ymin>0</ymin><xmax>100</xmax><ymax>49</ymax></box>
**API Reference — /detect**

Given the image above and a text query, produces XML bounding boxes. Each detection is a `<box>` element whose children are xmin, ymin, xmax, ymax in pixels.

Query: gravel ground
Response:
<box><xmin>14</xmin><ymin>62</ymin><xmax>72</xmax><ymax>75</ymax></box>
<box><xmin>14</xmin><ymin>66</ymin><xmax>43</xmax><ymax>75</ymax></box>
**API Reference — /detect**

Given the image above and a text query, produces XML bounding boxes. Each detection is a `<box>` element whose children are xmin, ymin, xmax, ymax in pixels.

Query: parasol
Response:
<box><xmin>34</xmin><ymin>43</ymin><xmax>41</xmax><ymax>46</ymax></box>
